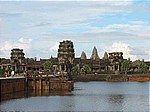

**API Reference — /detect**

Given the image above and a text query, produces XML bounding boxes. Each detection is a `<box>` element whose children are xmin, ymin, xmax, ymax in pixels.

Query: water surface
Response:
<box><xmin>0</xmin><ymin>82</ymin><xmax>149</xmax><ymax>111</ymax></box>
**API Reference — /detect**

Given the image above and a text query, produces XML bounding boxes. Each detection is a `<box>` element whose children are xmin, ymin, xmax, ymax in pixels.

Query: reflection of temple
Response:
<box><xmin>0</xmin><ymin>40</ymin><xmax>150</xmax><ymax>74</ymax></box>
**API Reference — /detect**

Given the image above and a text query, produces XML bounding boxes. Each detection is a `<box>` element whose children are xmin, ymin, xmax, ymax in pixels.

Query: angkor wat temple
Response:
<box><xmin>0</xmin><ymin>40</ymin><xmax>150</xmax><ymax>75</ymax></box>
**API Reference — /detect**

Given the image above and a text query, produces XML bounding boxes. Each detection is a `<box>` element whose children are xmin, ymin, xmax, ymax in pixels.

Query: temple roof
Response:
<box><xmin>0</xmin><ymin>59</ymin><xmax>10</xmax><ymax>64</ymax></box>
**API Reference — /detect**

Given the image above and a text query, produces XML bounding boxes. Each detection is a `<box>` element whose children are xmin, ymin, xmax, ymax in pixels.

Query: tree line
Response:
<box><xmin>39</xmin><ymin>59</ymin><xmax>149</xmax><ymax>75</ymax></box>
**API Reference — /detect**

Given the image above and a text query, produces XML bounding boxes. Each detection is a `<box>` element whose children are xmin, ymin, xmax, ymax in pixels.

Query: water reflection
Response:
<box><xmin>0</xmin><ymin>82</ymin><xmax>149</xmax><ymax>111</ymax></box>
<box><xmin>107</xmin><ymin>95</ymin><xmax>124</xmax><ymax>111</ymax></box>
<box><xmin>28</xmin><ymin>90</ymin><xmax>72</xmax><ymax>97</ymax></box>
<box><xmin>108</xmin><ymin>95</ymin><xmax>124</xmax><ymax>104</ymax></box>
<box><xmin>1</xmin><ymin>91</ymin><xmax>26</xmax><ymax>102</ymax></box>
<box><xmin>1</xmin><ymin>90</ymin><xmax>73</xmax><ymax>102</ymax></box>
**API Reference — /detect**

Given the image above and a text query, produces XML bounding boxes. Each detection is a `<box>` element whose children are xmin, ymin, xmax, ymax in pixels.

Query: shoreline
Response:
<box><xmin>72</xmin><ymin>74</ymin><xmax>150</xmax><ymax>82</ymax></box>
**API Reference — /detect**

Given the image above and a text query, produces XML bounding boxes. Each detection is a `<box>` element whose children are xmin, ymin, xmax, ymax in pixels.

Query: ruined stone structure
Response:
<box><xmin>10</xmin><ymin>49</ymin><xmax>25</xmax><ymax>63</ymax></box>
<box><xmin>108</xmin><ymin>52</ymin><xmax>123</xmax><ymax>72</ymax></box>
<box><xmin>0</xmin><ymin>49</ymin><xmax>26</xmax><ymax>73</ymax></box>
<box><xmin>57</xmin><ymin>40</ymin><xmax>75</xmax><ymax>72</ymax></box>
<box><xmin>103</xmin><ymin>52</ymin><xmax>108</xmax><ymax>60</ymax></box>
<box><xmin>0</xmin><ymin>40</ymin><xmax>150</xmax><ymax>75</ymax></box>
<box><xmin>80</xmin><ymin>51</ymin><xmax>87</xmax><ymax>60</ymax></box>
<box><xmin>90</xmin><ymin>47</ymin><xmax>100</xmax><ymax>60</ymax></box>
<box><xmin>10</xmin><ymin>48</ymin><xmax>26</xmax><ymax>72</ymax></box>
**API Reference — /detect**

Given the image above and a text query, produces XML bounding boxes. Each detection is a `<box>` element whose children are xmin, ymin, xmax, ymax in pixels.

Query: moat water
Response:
<box><xmin>0</xmin><ymin>82</ymin><xmax>149</xmax><ymax>111</ymax></box>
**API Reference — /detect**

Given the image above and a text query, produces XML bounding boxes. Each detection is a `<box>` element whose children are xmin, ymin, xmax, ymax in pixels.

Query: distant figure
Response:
<box><xmin>23</xmin><ymin>71</ymin><xmax>26</xmax><ymax>77</ymax></box>
<box><xmin>57</xmin><ymin>72</ymin><xmax>60</xmax><ymax>76</ymax></box>
<box><xmin>7</xmin><ymin>71</ymin><xmax>10</xmax><ymax>77</ymax></box>
<box><xmin>11</xmin><ymin>71</ymin><xmax>15</xmax><ymax>77</ymax></box>
<box><xmin>53</xmin><ymin>73</ymin><xmax>56</xmax><ymax>78</ymax></box>
<box><xmin>4</xmin><ymin>72</ymin><xmax>7</xmax><ymax>77</ymax></box>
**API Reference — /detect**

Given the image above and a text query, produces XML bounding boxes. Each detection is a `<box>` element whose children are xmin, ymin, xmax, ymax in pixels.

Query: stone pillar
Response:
<box><xmin>59</xmin><ymin>65</ymin><xmax>61</xmax><ymax>71</ymax></box>
<box><xmin>118</xmin><ymin>65</ymin><xmax>120</xmax><ymax>71</ymax></box>
<box><xmin>33</xmin><ymin>79</ymin><xmax>36</xmax><ymax>90</ymax></box>
<box><xmin>64</xmin><ymin>65</ymin><xmax>66</xmax><ymax>72</ymax></box>
<box><xmin>39</xmin><ymin>78</ymin><xmax>41</xmax><ymax>90</ymax></box>
<box><xmin>105</xmin><ymin>66</ymin><xmax>108</xmax><ymax>71</ymax></box>
<box><xmin>113</xmin><ymin>65</ymin><xmax>115</xmax><ymax>71</ymax></box>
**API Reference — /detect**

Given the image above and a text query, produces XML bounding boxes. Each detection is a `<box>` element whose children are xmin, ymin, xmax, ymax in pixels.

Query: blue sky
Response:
<box><xmin>0</xmin><ymin>0</ymin><xmax>150</xmax><ymax>61</ymax></box>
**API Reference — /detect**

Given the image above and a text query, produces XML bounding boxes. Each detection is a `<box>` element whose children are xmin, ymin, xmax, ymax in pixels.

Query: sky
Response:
<box><xmin>0</xmin><ymin>0</ymin><xmax>150</xmax><ymax>61</ymax></box>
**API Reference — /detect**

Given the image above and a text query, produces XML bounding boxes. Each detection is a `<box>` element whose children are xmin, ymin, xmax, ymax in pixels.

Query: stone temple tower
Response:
<box><xmin>108</xmin><ymin>52</ymin><xmax>123</xmax><ymax>71</ymax></box>
<box><xmin>90</xmin><ymin>46</ymin><xmax>100</xmax><ymax>60</ymax></box>
<box><xmin>57</xmin><ymin>40</ymin><xmax>75</xmax><ymax>72</ymax></box>
<box><xmin>10</xmin><ymin>48</ymin><xmax>25</xmax><ymax>72</ymax></box>
<box><xmin>80</xmin><ymin>51</ymin><xmax>87</xmax><ymax>59</ymax></box>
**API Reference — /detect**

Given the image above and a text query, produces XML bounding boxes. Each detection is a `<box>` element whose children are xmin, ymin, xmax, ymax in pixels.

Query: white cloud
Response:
<box><xmin>0</xmin><ymin>38</ymin><xmax>32</xmax><ymax>58</ymax></box>
<box><xmin>100</xmin><ymin>42</ymin><xmax>138</xmax><ymax>61</ymax></box>
<box><xmin>0</xmin><ymin>41</ymin><xmax>13</xmax><ymax>51</ymax></box>
<box><xmin>0</xmin><ymin>41</ymin><xmax>14</xmax><ymax>58</ymax></box>
<box><xmin>90</xmin><ymin>22</ymin><xmax>150</xmax><ymax>39</ymax></box>
<box><xmin>16</xmin><ymin>38</ymin><xmax>32</xmax><ymax>51</ymax></box>
<box><xmin>110</xmin><ymin>42</ymin><xmax>137</xmax><ymax>60</ymax></box>
<box><xmin>18</xmin><ymin>37</ymin><xmax>32</xmax><ymax>44</ymax></box>
<box><xmin>0</xmin><ymin>1</ymin><xmax>134</xmax><ymax>30</ymax></box>
<box><xmin>50</xmin><ymin>42</ymin><xmax>59</xmax><ymax>53</ymax></box>
<box><xmin>1</xmin><ymin>1</ymin><xmax>150</xmax><ymax>61</ymax></box>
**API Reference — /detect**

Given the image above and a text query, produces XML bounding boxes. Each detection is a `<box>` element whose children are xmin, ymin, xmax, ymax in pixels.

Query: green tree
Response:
<box><xmin>121</xmin><ymin>58</ymin><xmax>130</xmax><ymax>75</ymax></box>
<box><xmin>138</xmin><ymin>60</ymin><xmax>148</xmax><ymax>73</ymax></box>
<box><xmin>0</xmin><ymin>69</ymin><xmax>5</xmax><ymax>77</ymax></box>
<box><xmin>43</xmin><ymin>60</ymin><xmax>53</xmax><ymax>72</ymax></box>
<box><xmin>81</xmin><ymin>64</ymin><xmax>91</xmax><ymax>74</ymax></box>
<box><xmin>72</xmin><ymin>65</ymin><xmax>80</xmax><ymax>75</ymax></box>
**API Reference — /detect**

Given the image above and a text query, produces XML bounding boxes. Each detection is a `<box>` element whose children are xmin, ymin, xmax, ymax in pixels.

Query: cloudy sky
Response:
<box><xmin>0</xmin><ymin>0</ymin><xmax>150</xmax><ymax>61</ymax></box>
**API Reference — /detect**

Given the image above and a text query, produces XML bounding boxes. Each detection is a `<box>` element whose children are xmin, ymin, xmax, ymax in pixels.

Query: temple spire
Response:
<box><xmin>90</xmin><ymin>46</ymin><xmax>100</xmax><ymax>60</ymax></box>
<box><xmin>80</xmin><ymin>51</ymin><xmax>87</xmax><ymax>59</ymax></box>
<box><xmin>103</xmin><ymin>52</ymin><xmax>108</xmax><ymax>60</ymax></box>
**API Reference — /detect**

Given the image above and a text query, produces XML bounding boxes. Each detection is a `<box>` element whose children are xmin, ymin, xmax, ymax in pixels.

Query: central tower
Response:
<box><xmin>57</xmin><ymin>40</ymin><xmax>75</xmax><ymax>72</ymax></box>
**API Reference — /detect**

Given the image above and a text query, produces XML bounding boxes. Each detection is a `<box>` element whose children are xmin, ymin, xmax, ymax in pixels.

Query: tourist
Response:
<box><xmin>11</xmin><ymin>71</ymin><xmax>15</xmax><ymax>77</ymax></box>
<box><xmin>4</xmin><ymin>71</ymin><xmax>7</xmax><ymax>77</ymax></box>
<box><xmin>53</xmin><ymin>73</ymin><xmax>56</xmax><ymax>78</ymax></box>
<box><xmin>7</xmin><ymin>71</ymin><xmax>10</xmax><ymax>77</ymax></box>
<box><xmin>23</xmin><ymin>71</ymin><xmax>26</xmax><ymax>77</ymax></box>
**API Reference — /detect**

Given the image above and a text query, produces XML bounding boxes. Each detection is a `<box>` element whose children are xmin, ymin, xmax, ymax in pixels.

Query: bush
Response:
<box><xmin>0</xmin><ymin>69</ymin><xmax>5</xmax><ymax>77</ymax></box>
